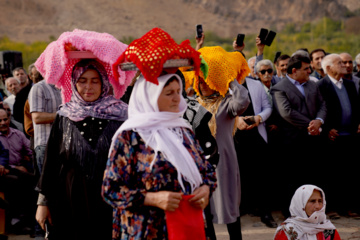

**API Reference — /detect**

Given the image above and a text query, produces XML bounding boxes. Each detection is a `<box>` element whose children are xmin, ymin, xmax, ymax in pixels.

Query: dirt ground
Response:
<box><xmin>6</xmin><ymin>211</ymin><xmax>360</xmax><ymax>240</ymax></box>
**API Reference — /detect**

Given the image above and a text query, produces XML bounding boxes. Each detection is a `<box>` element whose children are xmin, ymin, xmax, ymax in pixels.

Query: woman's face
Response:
<box><xmin>305</xmin><ymin>189</ymin><xmax>323</xmax><ymax>217</ymax></box>
<box><xmin>199</xmin><ymin>77</ymin><xmax>216</xmax><ymax>97</ymax></box>
<box><xmin>76</xmin><ymin>69</ymin><xmax>102</xmax><ymax>102</ymax></box>
<box><xmin>157</xmin><ymin>79</ymin><xmax>181</xmax><ymax>112</ymax></box>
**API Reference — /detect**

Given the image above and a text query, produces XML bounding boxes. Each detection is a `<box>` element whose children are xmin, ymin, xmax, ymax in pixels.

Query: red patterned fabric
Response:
<box><xmin>113</xmin><ymin>28</ymin><xmax>201</xmax><ymax>85</ymax></box>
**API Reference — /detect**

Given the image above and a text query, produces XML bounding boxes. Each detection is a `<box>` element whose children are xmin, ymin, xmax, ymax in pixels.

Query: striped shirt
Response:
<box><xmin>29</xmin><ymin>80</ymin><xmax>62</xmax><ymax>148</ymax></box>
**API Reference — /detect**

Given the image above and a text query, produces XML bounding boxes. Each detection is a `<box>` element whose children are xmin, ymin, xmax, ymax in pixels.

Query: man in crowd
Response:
<box><xmin>247</xmin><ymin>56</ymin><xmax>258</xmax><ymax>79</ymax></box>
<box><xmin>270</xmin><ymin>54</ymin><xmax>326</xmax><ymax>217</ymax></box>
<box><xmin>3</xmin><ymin>77</ymin><xmax>21</xmax><ymax>114</ymax></box>
<box><xmin>29</xmin><ymin>73</ymin><xmax>62</xmax><ymax>176</ymax></box>
<box><xmin>271</xmin><ymin>54</ymin><xmax>326</xmax><ymax>145</ymax></box>
<box><xmin>12</xmin><ymin>67</ymin><xmax>29</xmax><ymax>89</ymax></box>
<box><xmin>0</xmin><ymin>108</ymin><xmax>36</xmax><ymax>235</ymax></box>
<box><xmin>12</xmin><ymin>67</ymin><xmax>33</xmax><ymax>126</ymax></box>
<box><xmin>310</xmin><ymin>48</ymin><xmax>326</xmax><ymax>80</ymax></box>
<box><xmin>355</xmin><ymin>53</ymin><xmax>360</xmax><ymax>78</ymax></box>
<box><xmin>273</xmin><ymin>54</ymin><xmax>290</xmax><ymax>83</ymax></box>
<box><xmin>339</xmin><ymin>52</ymin><xmax>359</xmax><ymax>93</ymax></box>
<box><xmin>317</xmin><ymin>53</ymin><xmax>360</xmax><ymax>220</ymax></box>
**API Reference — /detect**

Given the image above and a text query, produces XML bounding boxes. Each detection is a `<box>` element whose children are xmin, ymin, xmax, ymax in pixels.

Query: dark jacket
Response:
<box><xmin>317</xmin><ymin>75</ymin><xmax>360</xmax><ymax>135</ymax></box>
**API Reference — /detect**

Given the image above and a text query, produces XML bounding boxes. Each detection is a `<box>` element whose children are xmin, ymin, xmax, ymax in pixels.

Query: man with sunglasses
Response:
<box><xmin>257</xmin><ymin>61</ymin><xmax>275</xmax><ymax>93</ymax></box>
<box><xmin>270</xmin><ymin>54</ymin><xmax>327</xmax><ymax>216</ymax></box>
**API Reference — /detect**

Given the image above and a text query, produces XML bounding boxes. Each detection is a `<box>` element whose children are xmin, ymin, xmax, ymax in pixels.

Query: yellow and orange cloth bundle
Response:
<box><xmin>182</xmin><ymin>70</ymin><xmax>197</xmax><ymax>91</ymax></box>
<box><xmin>113</xmin><ymin>28</ymin><xmax>201</xmax><ymax>85</ymax></box>
<box><xmin>193</xmin><ymin>46</ymin><xmax>250</xmax><ymax>96</ymax></box>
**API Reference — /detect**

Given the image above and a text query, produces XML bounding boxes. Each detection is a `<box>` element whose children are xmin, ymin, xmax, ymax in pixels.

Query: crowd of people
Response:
<box><xmin>0</xmin><ymin>26</ymin><xmax>359</xmax><ymax>240</ymax></box>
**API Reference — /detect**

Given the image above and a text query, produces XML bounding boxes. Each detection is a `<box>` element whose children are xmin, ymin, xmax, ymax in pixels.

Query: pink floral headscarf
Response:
<box><xmin>57</xmin><ymin>59</ymin><xmax>128</xmax><ymax>122</ymax></box>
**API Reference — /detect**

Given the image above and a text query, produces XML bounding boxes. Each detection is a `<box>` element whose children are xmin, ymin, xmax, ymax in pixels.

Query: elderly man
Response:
<box><xmin>339</xmin><ymin>52</ymin><xmax>360</xmax><ymax>93</ymax></box>
<box><xmin>3</xmin><ymin>77</ymin><xmax>21</xmax><ymax>113</ymax></box>
<box><xmin>317</xmin><ymin>54</ymin><xmax>360</xmax><ymax>220</ymax></box>
<box><xmin>256</xmin><ymin>59</ymin><xmax>275</xmax><ymax>100</ymax></box>
<box><xmin>247</xmin><ymin>56</ymin><xmax>258</xmax><ymax>79</ymax></box>
<box><xmin>355</xmin><ymin>53</ymin><xmax>360</xmax><ymax>78</ymax></box>
<box><xmin>310</xmin><ymin>48</ymin><xmax>326</xmax><ymax>80</ymax></box>
<box><xmin>234</xmin><ymin>62</ymin><xmax>276</xmax><ymax>228</ymax></box>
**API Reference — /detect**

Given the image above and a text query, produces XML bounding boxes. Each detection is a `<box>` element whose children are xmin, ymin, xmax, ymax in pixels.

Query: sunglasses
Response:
<box><xmin>259</xmin><ymin>69</ymin><xmax>273</xmax><ymax>74</ymax></box>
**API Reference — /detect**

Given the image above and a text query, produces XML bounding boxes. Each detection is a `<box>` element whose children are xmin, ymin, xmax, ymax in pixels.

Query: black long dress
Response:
<box><xmin>36</xmin><ymin>115</ymin><xmax>123</xmax><ymax>240</ymax></box>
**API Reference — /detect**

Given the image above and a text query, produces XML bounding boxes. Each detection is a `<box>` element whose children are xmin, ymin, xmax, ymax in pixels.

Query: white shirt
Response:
<box><xmin>3</xmin><ymin>94</ymin><xmax>15</xmax><ymax>113</ymax></box>
<box><xmin>328</xmin><ymin>75</ymin><xmax>343</xmax><ymax>89</ymax></box>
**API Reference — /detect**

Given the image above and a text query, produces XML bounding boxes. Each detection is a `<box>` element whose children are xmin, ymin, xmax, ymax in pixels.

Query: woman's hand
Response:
<box><xmin>36</xmin><ymin>205</ymin><xmax>52</xmax><ymax>230</ymax></box>
<box><xmin>238</xmin><ymin>116</ymin><xmax>259</xmax><ymax>130</ymax></box>
<box><xmin>144</xmin><ymin>191</ymin><xmax>183</xmax><ymax>212</ymax></box>
<box><xmin>188</xmin><ymin>185</ymin><xmax>210</xmax><ymax>210</ymax></box>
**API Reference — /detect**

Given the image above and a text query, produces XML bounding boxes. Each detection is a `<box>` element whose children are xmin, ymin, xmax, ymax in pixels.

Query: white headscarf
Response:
<box><xmin>111</xmin><ymin>73</ymin><xmax>203</xmax><ymax>193</ymax></box>
<box><xmin>275</xmin><ymin>184</ymin><xmax>336</xmax><ymax>240</ymax></box>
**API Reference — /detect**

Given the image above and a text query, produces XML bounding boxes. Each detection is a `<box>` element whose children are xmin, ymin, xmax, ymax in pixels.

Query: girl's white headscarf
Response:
<box><xmin>275</xmin><ymin>184</ymin><xmax>336</xmax><ymax>240</ymax></box>
<box><xmin>111</xmin><ymin>73</ymin><xmax>203</xmax><ymax>193</ymax></box>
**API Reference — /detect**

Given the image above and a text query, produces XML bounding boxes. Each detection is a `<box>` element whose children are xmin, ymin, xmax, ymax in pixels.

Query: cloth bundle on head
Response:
<box><xmin>193</xmin><ymin>46</ymin><xmax>250</xmax><ymax>97</ymax></box>
<box><xmin>57</xmin><ymin>59</ymin><xmax>128</xmax><ymax>122</ymax></box>
<box><xmin>180</xmin><ymin>56</ymin><xmax>209</xmax><ymax>92</ymax></box>
<box><xmin>182</xmin><ymin>71</ymin><xmax>196</xmax><ymax>92</ymax></box>
<box><xmin>112</xmin><ymin>27</ymin><xmax>201</xmax><ymax>85</ymax></box>
<box><xmin>111</xmin><ymin>74</ymin><xmax>203</xmax><ymax>193</ymax></box>
<box><xmin>35</xmin><ymin>29</ymin><xmax>136</xmax><ymax>103</ymax></box>
<box><xmin>275</xmin><ymin>184</ymin><xmax>336</xmax><ymax>240</ymax></box>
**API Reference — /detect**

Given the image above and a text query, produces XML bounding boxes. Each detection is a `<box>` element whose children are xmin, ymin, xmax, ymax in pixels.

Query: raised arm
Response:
<box><xmin>227</xmin><ymin>80</ymin><xmax>250</xmax><ymax>118</ymax></box>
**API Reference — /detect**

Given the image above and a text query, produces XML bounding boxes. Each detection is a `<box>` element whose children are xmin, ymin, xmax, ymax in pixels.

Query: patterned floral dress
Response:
<box><xmin>102</xmin><ymin>128</ymin><xmax>217</xmax><ymax>240</ymax></box>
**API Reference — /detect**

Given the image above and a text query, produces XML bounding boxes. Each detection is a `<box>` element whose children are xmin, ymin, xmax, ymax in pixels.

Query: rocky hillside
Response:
<box><xmin>0</xmin><ymin>0</ymin><xmax>359</xmax><ymax>43</ymax></box>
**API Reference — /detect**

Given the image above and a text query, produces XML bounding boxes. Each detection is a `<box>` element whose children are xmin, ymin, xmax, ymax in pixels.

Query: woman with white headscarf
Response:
<box><xmin>102</xmin><ymin>73</ymin><xmax>217</xmax><ymax>240</ymax></box>
<box><xmin>274</xmin><ymin>184</ymin><xmax>341</xmax><ymax>240</ymax></box>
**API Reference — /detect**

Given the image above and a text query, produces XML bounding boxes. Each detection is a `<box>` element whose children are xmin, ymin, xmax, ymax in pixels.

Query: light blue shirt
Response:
<box><xmin>286</xmin><ymin>74</ymin><xmax>306</xmax><ymax>96</ymax></box>
<box><xmin>286</xmin><ymin>75</ymin><xmax>324</xmax><ymax>124</ymax></box>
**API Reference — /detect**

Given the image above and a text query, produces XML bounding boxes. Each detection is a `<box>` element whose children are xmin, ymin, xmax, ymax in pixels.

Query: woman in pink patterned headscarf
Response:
<box><xmin>35</xmin><ymin>58</ymin><xmax>129</xmax><ymax>240</ymax></box>
<box><xmin>57</xmin><ymin>59</ymin><xmax>128</xmax><ymax>121</ymax></box>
